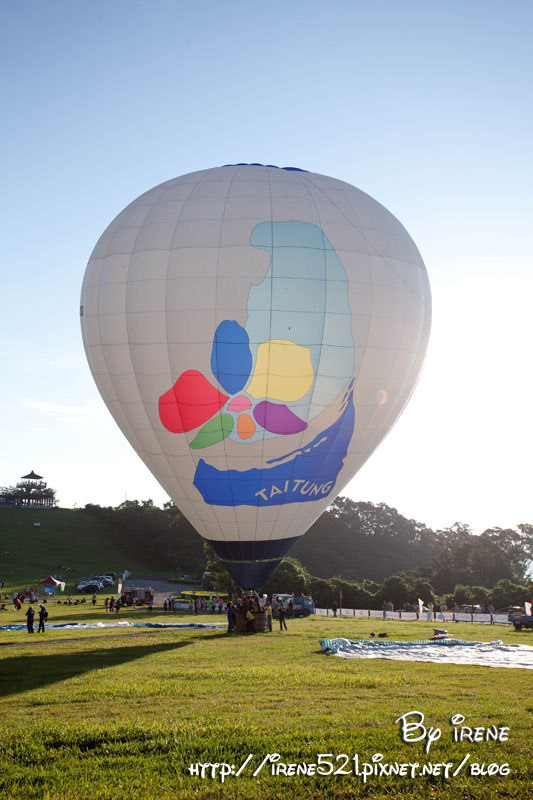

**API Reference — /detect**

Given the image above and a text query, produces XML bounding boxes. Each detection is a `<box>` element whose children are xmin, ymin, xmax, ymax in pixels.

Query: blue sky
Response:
<box><xmin>1</xmin><ymin>0</ymin><xmax>532</xmax><ymax>532</ymax></box>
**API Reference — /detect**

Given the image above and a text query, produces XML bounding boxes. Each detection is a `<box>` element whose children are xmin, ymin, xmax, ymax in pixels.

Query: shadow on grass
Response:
<box><xmin>0</xmin><ymin>633</ymin><xmax>223</xmax><ymax>698</ymax></box>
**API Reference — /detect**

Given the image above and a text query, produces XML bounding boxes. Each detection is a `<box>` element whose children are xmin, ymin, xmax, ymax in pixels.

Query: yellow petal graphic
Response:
<box><xmin>247</xmin><ymin>339</ymin><xmax>314</xmax><ymax>401</ymax></box>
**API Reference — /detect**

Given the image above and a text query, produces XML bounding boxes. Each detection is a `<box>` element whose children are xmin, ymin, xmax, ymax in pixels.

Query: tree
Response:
<box><xmin>328</xmin><ymin>577</ymin><xmax>374</xmax><ymax>609</ymax></box>
<box><xmin>406</xmin><ymin>576</ymin><xmax>437</xmax><ymax>607</ymax></box>
<box><xmin>67</xmin><ymin>494</ymin><xmax>533</xmax><ymax>600</ymax></box>
<box><xmin>362</xmin><ymin>578</ymin><xmax>380</xmax><ymax>595</ymax></box>
<box><xmin>262</xmin><ymin>558</ymin><xmax>310</xmax><ymax>596</ymax></box>
<box><xmin>306</xmin><ymin>576</ymin><xmax>334</xmax><ymax>607</ymax></box>
<box><xmin>375</xmin><ymin>573</ymin><xmax>412</xmax><ymax>608</ymax></box>
<box><xmin>430</xmin><ymin>522</ymin><xmax>532</xmax><ymax>591</ymax></box>
<box><xmin>451</xmin><ymin>584</ymin><xmax>490</xmax><ymax>606</ymax></box>
<box><xmin>480</xmin><ymin>527</ymin><xmax>533</xmax><ymax>584</ymax></box>
<box><xmin>490</xmin><ymin>579</ymin><xmax>528</xmax><ymax>609</ymax></box>
<box><xmin>290</xmin><ymin>497</ymin><xmax>438</xmax><ymax>583</ymax></box>
<box><xmin>110</xmin><ymin>499</ymin><xmax>204</xmax><ymax>573</ymax></box>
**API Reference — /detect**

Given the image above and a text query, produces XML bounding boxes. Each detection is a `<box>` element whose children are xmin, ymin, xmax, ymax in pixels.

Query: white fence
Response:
<box><xmin>314</xmin><ymin>608</ymin><xmax>509</xmax><ymax>625</ymax></box>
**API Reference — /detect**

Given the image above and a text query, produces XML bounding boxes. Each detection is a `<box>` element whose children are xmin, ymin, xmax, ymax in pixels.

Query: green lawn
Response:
<box><xmin>0</xmin><ymin>609</ymin><xmax>531</xmax><ymax>799</ymax></box>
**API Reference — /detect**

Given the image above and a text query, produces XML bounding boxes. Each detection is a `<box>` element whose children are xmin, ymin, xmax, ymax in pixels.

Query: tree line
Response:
<box><xmin>82</xmin><ymin>496</ymin><xmax>533</xmax><ymax>609</ymax></box>
<box><xmin>256</xmin><ymin>557</ymin><xmax>533</xmax><ymax>612</ymax></box>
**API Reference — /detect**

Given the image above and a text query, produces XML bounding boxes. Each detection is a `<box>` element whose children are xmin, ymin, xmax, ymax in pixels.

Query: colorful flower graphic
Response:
<box><xmin>158</xmin><ymin>219</ymin><xmax>356</xmax><ymax>456</ymax></box>
<box><xmin>158</xmin><ymin>320</ymin><xmax>311</xmax><ymax>448</ymax></box>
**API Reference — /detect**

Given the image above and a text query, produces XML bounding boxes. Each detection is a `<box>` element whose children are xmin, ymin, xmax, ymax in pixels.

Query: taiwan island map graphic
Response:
<box><xmin>159</xmin><ymin>221</ymin><xmax>356</xmax><ymax>507</ymax></box>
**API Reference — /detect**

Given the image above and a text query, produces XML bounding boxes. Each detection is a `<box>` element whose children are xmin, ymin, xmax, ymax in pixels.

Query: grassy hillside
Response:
<box><xmin>0</xmin><ymin>507</ymin><xmax>178</xmax><ymax>592</ymax></box>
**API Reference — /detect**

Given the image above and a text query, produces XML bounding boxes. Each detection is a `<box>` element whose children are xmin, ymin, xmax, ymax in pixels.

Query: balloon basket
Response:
<box><xmin>235</xmin><ymin>611</ymin><xmax>266</xmax><ymax>634</ymax></box>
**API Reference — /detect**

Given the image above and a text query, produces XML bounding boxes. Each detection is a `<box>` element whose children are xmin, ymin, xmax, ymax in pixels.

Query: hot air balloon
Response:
<box><xmin>80</xmin><ymin>164</ymin><xmax>431</xmax><ymax>588</ymax></box>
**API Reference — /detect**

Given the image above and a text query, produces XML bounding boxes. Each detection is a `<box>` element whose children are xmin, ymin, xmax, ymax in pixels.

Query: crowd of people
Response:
<box><xmin>4</xmin><ymin>586</ymin><xmax>297</xmax><ymax>635</ymax></box>
<box><xmin>224</xmin><ymin>594</ymin><xmax>289</xmax><ymax>634</ymax></box>
<box><xmin>184</xmin><ymin>595</ymin><xmax>226</xmax><ymax>614</ymax></box>
<box><xmin>4</xmin><ymin>589</ymin><xmax>39</xmax><ymax>608</ymax></box>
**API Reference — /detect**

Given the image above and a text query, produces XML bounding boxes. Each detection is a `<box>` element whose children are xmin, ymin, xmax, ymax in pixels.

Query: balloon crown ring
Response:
<box><xmin>221</xmin><ymin>163</ymin><xmax>308</xmax><ymax>171</ymax></box>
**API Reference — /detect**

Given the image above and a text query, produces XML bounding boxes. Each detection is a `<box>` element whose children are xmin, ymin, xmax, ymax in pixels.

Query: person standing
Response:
<box><xmin>278</xmin><ymin>602</ymin><xmax>288</xmax><ymax>631</ymax></box>
<box><xmin>38</xmin><ymin>604</ymin><xmax>48</xmax><ymax>633</ymax></box>
<box><xmin>25</xmin><ymin>605</ymin><xmax>35</xmax><ymax>634</ymax></box>
<box><xmin>245</xmin><ymin>607</ymin><xmax>256</xmax><ymax>634</ymax></box>
<box><xmin>332</xmin><ymin>600</ymin><xmax>338</xmax><ymax>618</ymax></box>
<box><xmin>92</xmin><ymin>593</ymin><xmax>97</xmax><ymax>606</ymax></box>
<box><xmin>105</xmin><ymin>597</ymin><xmax>109</xmax><ymax>612</ymax></box>
<box><xmin>265</xmin><ymin>601</ymin><xmax>273</xmax><ymax>632</ymax></box>
<box><xmin>226</xmin><ymin>600</ymin><xmax>235</xmax><ymax>633</ymax></box>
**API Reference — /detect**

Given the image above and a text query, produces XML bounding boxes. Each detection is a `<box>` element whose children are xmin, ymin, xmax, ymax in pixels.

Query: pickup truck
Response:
<box><xmin>508</xmin><ymin>611</ymin><xmax>533</xmax><ymax>631</ymax></box>
<box><xmin>272</xmin><ymin>594</ymin><xmax>315</xmax><ymax>618</ymax></box>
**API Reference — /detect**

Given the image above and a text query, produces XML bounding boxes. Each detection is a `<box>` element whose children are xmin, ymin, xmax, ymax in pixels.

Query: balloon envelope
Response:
<box><xmin>80</xmin><ymin>165</ymin><xmax>431</xmax><ymax>588</ymax></box>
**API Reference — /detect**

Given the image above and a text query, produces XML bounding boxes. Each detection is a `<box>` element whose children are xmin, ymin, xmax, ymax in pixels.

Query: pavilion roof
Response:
<box><xmin>21</xmin><ymin>471</ymin><xmax>43</xmax><ymax>480</ymax></box>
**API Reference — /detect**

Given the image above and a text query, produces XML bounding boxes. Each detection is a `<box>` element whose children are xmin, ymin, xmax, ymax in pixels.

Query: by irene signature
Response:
<box><xmin>395</xmin><ymin>711</ymin><xmax>510</xmax><ymax>754</ymax></box>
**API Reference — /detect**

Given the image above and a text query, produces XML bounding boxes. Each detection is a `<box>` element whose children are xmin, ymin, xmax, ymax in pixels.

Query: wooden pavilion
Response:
<box><xmin>0</xmin><ymin>471</ymin><xmax>56</xmax><ymax>508</ymax></box>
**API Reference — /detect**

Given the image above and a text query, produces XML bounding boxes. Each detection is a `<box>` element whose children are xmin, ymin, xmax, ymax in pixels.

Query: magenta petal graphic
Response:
<box><xmin>227</xmin><ymin>395</ymin><xmax>252</xmax><ymax>412</ymax></box>
<box><xmin>253</xmin><ymin>401</ymin><xmax>308</xmax><ymax>435</ymax></box>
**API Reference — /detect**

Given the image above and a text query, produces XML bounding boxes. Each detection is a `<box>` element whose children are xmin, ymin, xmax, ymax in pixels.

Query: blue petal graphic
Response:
<box><xmin>210</xmin><ymin>320</ymin><xmax>252</xmax><ymax>394</ymax></box>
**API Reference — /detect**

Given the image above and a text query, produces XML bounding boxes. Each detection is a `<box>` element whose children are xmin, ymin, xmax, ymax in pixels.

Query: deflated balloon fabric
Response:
<box><xmin>319</xmin><ymin>638</ymin><xmax>533</xmax><ymax>669</ymax></box>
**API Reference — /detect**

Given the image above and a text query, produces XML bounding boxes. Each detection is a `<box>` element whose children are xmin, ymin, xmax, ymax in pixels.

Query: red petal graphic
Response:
<box><xmin>159</xmin><ymin>370</ymin><xmax>229</xmax><ymax>433</ymax></box>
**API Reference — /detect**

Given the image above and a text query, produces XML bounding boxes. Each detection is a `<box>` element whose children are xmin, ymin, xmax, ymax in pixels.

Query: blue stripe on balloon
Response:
<box><xmin>193</xmin><ymin>388</ymin><xmax>355</xmax><ymax>507</ymax></box>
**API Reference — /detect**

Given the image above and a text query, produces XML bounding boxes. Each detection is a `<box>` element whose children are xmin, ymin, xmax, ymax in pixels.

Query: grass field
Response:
<box><xmin>1</xmin><ymin>603</ymin><xmax>531</xmax><ymax>800</ymax></box>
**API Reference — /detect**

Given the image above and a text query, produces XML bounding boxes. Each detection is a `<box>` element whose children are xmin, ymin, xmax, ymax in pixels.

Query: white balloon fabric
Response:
<box><xmin>80</xmin><ymin>164</ymin><xmax>431</xmax><ymax>588</ymax></box>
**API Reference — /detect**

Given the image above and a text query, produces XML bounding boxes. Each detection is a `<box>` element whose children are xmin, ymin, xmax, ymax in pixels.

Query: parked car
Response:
<box><xmin>95</xmin><ymin>574</ymin><xmax>114</xmax><ymax>586</ymax></box>
<box><xmin>76</xmin><ymin>580</ymin><xmax>104</xmax><ymax>593</ymax></box>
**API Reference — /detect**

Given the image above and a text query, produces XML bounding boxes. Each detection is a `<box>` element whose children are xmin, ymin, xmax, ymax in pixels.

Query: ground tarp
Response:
<box><xmin>0</xmin><ymin>621</ymin><xmax>226</xmax><ymax>632</ymax></box>
<box><xmin>319</xmin><ymin>637</ymin><xmax>533</xmax><ymax>669</ymax></box>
